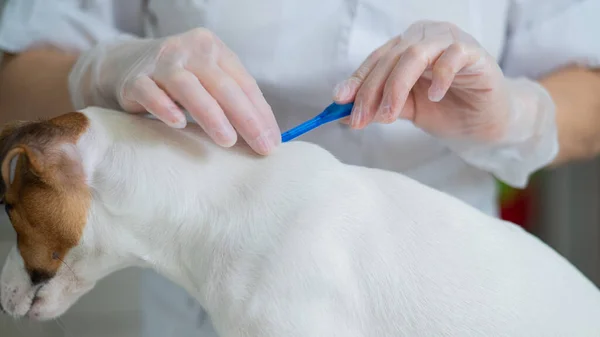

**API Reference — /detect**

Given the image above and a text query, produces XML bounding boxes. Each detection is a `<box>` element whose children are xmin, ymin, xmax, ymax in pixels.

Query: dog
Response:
<box><xmin>1</xmin><ymin>107</ymin><xmax>600</xmax><ymax>336</ymax></box>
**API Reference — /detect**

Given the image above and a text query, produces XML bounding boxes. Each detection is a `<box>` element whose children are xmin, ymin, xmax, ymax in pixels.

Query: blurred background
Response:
<box><xmin>0</xmin><ymin>0</ymin><xmax>599</xmax><ymax>335</ymax></box>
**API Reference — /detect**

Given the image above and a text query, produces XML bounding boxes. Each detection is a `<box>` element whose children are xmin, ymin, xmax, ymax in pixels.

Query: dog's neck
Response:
<box><xmin>79</xmin><ymin>110</ymin><xmax>328</xmax><ymax>321</ymax></box>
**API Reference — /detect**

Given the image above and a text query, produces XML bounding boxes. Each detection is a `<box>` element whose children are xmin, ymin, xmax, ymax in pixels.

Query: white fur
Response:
<box><xmin>2</xmin><ymin>107</ymin><xmax>600</xmax><ymax>336</ymax></box>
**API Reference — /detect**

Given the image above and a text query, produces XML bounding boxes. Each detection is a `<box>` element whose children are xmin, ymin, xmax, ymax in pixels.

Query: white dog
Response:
<box><xmin>1</xmin><ymin>107</ymin><xmax>600</xmax><ymax>336</ymax></box>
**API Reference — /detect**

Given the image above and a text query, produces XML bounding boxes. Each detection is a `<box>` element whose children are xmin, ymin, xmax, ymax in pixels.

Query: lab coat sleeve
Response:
<box><xmin>501</xmin><ymin>0</ymin><xmax>600</xmax><ymax>78</ymax></box>
<box><xmin>0</xmin><ymin>0</ymin><xmax>134</xmax><ymax>53</ymax></box>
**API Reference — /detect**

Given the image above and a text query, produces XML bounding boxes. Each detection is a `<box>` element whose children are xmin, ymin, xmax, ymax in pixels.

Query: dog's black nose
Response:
<box><xmin>29</xmin><ymin>269</ymin><xmax>53</xmax><ymax>286</ymax></box>
<box><xmin>0</xmin><ymin>297</ymin><xmax>5</xmax><ymax>314</ymax></box>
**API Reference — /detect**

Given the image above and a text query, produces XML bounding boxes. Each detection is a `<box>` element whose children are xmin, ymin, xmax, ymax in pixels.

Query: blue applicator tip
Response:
<box><xmin>281</xmin><ymin>102</ymin><xmax>354</xmax><ymax>143</ymax></box>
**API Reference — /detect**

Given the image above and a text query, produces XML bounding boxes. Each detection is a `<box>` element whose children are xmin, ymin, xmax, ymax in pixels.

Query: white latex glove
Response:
<box><xmin>333</xmin><ymin>20</ymin><xmax>558</xmax><ymax>187</ymax></box>
<box><xmin>69</xmin><ymin>28</ymin><xmax>281</xmax><ymax>155</ymax></box>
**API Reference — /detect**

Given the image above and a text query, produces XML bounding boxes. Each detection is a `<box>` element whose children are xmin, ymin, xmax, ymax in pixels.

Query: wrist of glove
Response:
<box><xmin>444</xmin><ymin>77</ymin><xmax>558</xmax><ymax>188</ymax></box>
<box><xmin>69</xmin><ymin>34</ymin><xmax>146</xmax><ymax>111</ymax></box>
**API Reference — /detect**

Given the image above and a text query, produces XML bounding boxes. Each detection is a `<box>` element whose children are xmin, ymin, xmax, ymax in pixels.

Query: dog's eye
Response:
<box><xmin>4</xmin><ymin>204</ymin><xmax>14</xmax><ymax>221</ymax></box>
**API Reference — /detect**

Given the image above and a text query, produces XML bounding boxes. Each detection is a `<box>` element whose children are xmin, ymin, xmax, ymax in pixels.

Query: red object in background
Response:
<box><xmin>500</xmin><ymin>187</ymin><xmax>533</xmax><ymax>231</ymax></box>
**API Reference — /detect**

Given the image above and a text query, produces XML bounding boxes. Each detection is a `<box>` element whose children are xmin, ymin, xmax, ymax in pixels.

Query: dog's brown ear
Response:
<box><xmin>1</xmin><ymin>145</ymin><xmax>45</xmax><ymax>196</ymax></box>
<box><xmin>0</xmin><ymin>112</ymin><xmax>90</xmax><ymax>204</ymax></box>
<box><xmin>0</xmin><ymin>120</ymin><xmax>45</xmax><ymax>203</ymax></box>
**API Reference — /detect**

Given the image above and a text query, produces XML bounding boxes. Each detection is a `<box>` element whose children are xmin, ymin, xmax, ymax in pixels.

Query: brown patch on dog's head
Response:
<box><xmin>0</xmin><ymin>112</ymin><xmax>90</xmax><ymax>284</ymax></box>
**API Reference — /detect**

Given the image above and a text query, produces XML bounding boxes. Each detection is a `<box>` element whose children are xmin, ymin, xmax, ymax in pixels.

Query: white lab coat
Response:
<box><xmin>0</xmin><ymin>0</ymin><xmax>599</xmax><ymax>336</ymax></box>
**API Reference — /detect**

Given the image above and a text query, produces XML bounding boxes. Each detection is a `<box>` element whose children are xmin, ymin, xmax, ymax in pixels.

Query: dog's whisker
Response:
<box><xmin>14</xmin><ymin>318</ymin><xmax>27</xmax><ymax>336</ymax></box>
<box><xmin>56</xmin><ymin>317</ymin><xmax>72</xmax><ymax>336</ymax></box>
<box><xmin>56</xmin><ymin>256</ymin><xmax>78</xmax><ymax>282</ymax></box>
<box><xmin>26</xmin><ymin>319</ymin><xmax>38</xmax><ymax>333</ymax></box>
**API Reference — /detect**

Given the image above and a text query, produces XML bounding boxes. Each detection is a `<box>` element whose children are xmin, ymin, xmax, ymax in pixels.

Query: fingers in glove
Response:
<box><xmin>377</xmin><ymin>40</ymin><xmax>450</xmax><ymax>123</ymax></box>
<box><xmin>156</xmin><ymin>70</ymin><xmax>238</xmax><ymax>147</ymax></box>
<box><xmin>193</xmin><ymin>63</ymin><xmax>277</xmax><ymax>155</ymax></box>
<box><xmin>126</xmin><ymin>75</ymin><xmax>187</xmax><ymax>128</ymax></box>
<box><xmin>333</xmin><ymin>36</ymin><xmax>401</xmax><ymax>105</ymax></box>
<box><xmin>351</xmin><ymin>38</ymin><xmax>417</xmax><ymax>128</ymax></box>
<box><xmin>428</xmin><ymin>43</ymin><xmax>482</xmax><ymax>102</ymax></box>
<box><xmin>218</xmin><ymin>47</ymin><xmax>281</xmax><ymax>148</ymax></box>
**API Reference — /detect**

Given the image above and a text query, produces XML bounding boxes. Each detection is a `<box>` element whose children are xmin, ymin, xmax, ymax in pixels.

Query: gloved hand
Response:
<box><xmin>68</xmin><ymin>28</ymin><xmax>281</xmax><ymax>155</ymax></box>
<box><xmin>333</xmin><ymin>20</ymin><xmax>558</xmax><ymax>187</ymax></box>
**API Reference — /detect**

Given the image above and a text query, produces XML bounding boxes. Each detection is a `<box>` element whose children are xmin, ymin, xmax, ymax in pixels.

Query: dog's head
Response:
<box><xmin>0</xmin><ymin>112</ymin><xmax>124</xmax><ymax>320</ymax></box>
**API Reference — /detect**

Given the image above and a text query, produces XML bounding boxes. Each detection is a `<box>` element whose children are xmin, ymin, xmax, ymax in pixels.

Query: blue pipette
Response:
<box><xmin>281</xmin><ymin>102</ymin><xmax>354</xmax><ymax>142</ymax></box>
